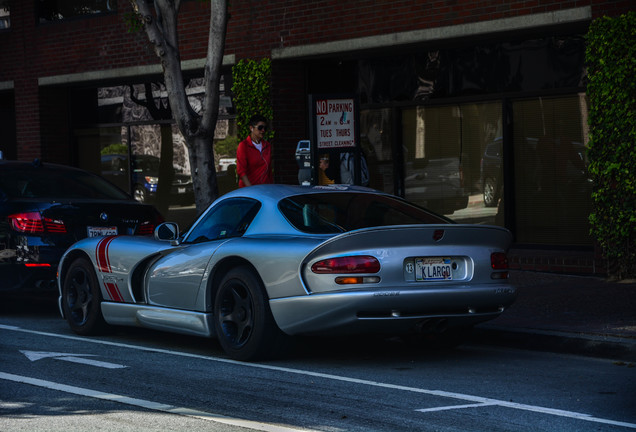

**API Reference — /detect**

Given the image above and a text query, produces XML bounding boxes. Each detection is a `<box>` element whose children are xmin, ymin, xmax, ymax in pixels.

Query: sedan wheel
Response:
<box><xmin>133</xmin><ymin>185</ymin><xmax>147</xmax><ymax>203</ymax></box>
<box><xmin>62</xmin><ymin>257</ymin><xmax>109</xmax><ymax>335</ymax></box>
<box><xmin>482</xmin><ymin>177</ymin><xmax>499</xmax><ymax>207</ymax></box>
<box><xmin>214</xmin><ymin>266</ymin><xmax>286</xmax><ymax>361</ymax></box>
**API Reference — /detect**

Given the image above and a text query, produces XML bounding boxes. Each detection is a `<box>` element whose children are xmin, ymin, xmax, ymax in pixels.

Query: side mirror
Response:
<box><xmin>155</xmin><ymin>222</ymin><xmax>180</xmax><ymax>244</ymax></box>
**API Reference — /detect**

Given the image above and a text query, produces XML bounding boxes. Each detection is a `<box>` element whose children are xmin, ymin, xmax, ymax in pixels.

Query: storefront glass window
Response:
<box><xmin>37</xmin><ymin>0</ymin><xmax>116</xmax><ymax>23</ymax></box>
<box><xmin>75</xmin><ymin>77</ymin><xmax>237</xmax><ymax>204</ymax></box>
<box><xmin>513</xmin><ymin>94</ymin><xmax>592</xmax><ymax>245</ymax></box>
<box><xmin>0</xmin><ymin>1</ymin><xmax>9</xmax><ymax>29</ymax></box>
<box><xmin>75</xmin><ymin>125</ymin><xmax>126</xmax><ymax>183</ymax></box>
<box><xmin>359</xmin><ymin>108</ymin><xmax>394</xmax><ymax>194</ymax></box>
<box><xmin>402</xmin><ymin>102</ymin><xmax>503</xmax><ymax>224</ymax></box>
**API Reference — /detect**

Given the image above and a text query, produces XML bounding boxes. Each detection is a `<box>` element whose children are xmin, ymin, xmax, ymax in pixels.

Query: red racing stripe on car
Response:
<box><xmin>95</xmin><ymin>236</ymin><xmax>117</xmax><ymax>273</ymax></box>
<box><xmin>104</xmin><ymin>282</ymin><xmax>124</xmax><ymax>302</ymax></box>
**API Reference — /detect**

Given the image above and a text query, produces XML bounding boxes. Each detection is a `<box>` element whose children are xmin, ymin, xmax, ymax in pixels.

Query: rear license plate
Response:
<box><xmin>178</xmin><ymin>187</ymin><xmax>186</xmax><ymax>194</ymax></box>
<box><xmin>87</xmin><ymin>226</ymin><xmax>118</xmax><ymax>237</ymax></box>
<box><xmin>415</xmin><ymin>257</ymin><xmax>452</xmax><ymax>281</ymax></box>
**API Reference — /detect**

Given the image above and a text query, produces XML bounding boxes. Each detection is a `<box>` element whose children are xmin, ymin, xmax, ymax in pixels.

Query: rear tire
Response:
<box><xmin>214</xmin><ymin>265</ymin><xmax>286</xmax><ymax>361</ymax></box>
<box><xmin>62</xmin><ymin>257</ymin><xmax>109</xmax><ymax>335</ymax></box>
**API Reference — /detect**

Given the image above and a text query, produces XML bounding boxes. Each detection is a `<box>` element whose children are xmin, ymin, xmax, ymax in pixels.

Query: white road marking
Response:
<box><xmin>0</xmin><ymin>372</ymin><xmax>317</xmax><ymax>432</ymax></box>
<box><xmin>416</xmin><ymin>402</ymin><xmax>499</xmax><ymax>412</ymax></box>
<box><xmin>20</xmin><ymin>350</ymin><xmax>127</xmax><ymax>369</ymax></box>
<box><xmin>3</xmin><ymin>323</ymin><xmax>636</xmax><ymax>429</ymax></box>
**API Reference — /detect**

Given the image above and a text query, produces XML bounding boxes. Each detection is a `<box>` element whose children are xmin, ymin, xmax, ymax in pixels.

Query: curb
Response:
<box><xmin>472</xmin><ymin>325</ymin><xmax>636</xmax><ymax>362</ymax></box>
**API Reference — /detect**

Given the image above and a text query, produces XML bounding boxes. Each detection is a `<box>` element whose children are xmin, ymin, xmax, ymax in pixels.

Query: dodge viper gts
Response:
<box><xmin>58</xmin><ymin>184</ymin><xmax>516</xmax><ymax>361</ymax></box>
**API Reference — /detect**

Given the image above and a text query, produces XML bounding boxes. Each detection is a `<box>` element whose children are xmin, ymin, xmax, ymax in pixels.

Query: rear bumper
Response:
<box><xmin>0</xmin><ymin>264</ymin><xmax>57</xmax><ymax>292</ymax></box>
<box><xmin>270</xmin><ymin>283</ymin><xmax>516</xmax><ymax>335</ymax></box>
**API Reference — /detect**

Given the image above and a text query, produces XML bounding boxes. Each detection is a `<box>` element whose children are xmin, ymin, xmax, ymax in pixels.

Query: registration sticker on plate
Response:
<box><xmin>87</xmin><ymin>226</ymin><xmax>118</xmax><ymax>237</ymax></box>
<box><xmin>415</xmin><ymin>257</ymin><xmax>452</xmax><ymax>281</ymax></box>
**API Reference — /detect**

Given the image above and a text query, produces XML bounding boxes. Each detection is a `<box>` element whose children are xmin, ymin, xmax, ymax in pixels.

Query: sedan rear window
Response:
<box><xmin>279</xmin><ymin>192</ymin><xmax>450</xmax><ymax>234</ymax></box>
<box><xmin>0</xmin><ymin>167</ymin><xmax>130</xmax><ymax>200</ymax></box>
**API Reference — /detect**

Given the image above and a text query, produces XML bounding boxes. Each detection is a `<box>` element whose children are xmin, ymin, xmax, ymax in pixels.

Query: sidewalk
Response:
<box><xmin>474</xmin><ymin>270</ymin><xmax>636</xmax><ymax>361</ymax></box>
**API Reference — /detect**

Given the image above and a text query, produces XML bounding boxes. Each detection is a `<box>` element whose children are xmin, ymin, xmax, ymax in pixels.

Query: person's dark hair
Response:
<box><xmin>248</xmin><ymin>114</ymin><xmax>268</xmax><ymax>126</ymax></box>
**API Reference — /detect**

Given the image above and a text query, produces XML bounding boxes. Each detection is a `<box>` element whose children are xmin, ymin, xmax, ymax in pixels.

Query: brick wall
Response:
<box><xmin>39</xmin><ymin>87</ymin><xmax>70</xmax><ymax>164</ymax></box>
<box><xmin>508</xmin><ymin>247</ymin><xmax>608</xmax><ymax>275</ymax></box>
<box><xmin>271</xmin><ymin>61</ymin><xmax>308</xmax><ymax>185</ymax></box>
<box><xmin>3</xmin><ymin>1</ymin><xmax>633</xmax><ymax>83</ymax></box>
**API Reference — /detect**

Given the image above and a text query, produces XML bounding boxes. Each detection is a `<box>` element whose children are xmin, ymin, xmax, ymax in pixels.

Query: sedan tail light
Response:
<box><xmin>9</xmin><ymin>212</ymin><xmax>67</xmax><ymax>234</ymax></box>
<box><xmin>311</xmin><ymin>255</ymin><xmax>380</xmax><ymax>274</ymax></box>
<box><xmin>136</xmin><ymin>221</ymin><xmax>156</xmax><ymax>236</ymax></box>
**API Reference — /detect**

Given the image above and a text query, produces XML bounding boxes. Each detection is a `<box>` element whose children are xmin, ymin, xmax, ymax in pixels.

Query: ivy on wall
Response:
<box><xmin>585</xmin><ymin>12</ymin><xmax>636</xmax><ymax>279</ymax></box>
<box><xmin>231</xmin><ymin>58</ymin><xmax>274</xmax><ymax>142</ymax></box>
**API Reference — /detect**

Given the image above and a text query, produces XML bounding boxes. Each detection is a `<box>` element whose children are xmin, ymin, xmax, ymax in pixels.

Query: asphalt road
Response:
<box><xmin>1</xmin><ymin>298</ymin><xmax>635</xmax><ymax>432</ymax></box>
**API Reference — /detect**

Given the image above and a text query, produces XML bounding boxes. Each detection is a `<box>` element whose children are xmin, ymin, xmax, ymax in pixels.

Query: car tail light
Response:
<box><xmin>311</xmin><ymin>255</ymin><xmax>380</xmax><ymax>274</ymax></box>
<box><xmin>491</xmin><ymin>252</ymin><xmax>509</xmax><ymax>279</ymax></box>
<box><xmin>491</xmin><ymin>252</ymin><xmax>508</xmax><ymax>269</ymax></box>
<box><xmin>335</xmin><ymin>276</ymin><xmax>381</xmax><ymax>285</ymax></box>
<box><xmin>136</xmin><ymin>221</ymin><xmax>155</xmax><ymax>236</ymax></box>
<box><xmin>9</xmin><ymin>212</ymin><xmax>67</xmax><ymax>234</ymax></box>
<box><xmin>44</xmin><ymin>217</ymin><xmax>67</xmax><ymax>233</ymax></box>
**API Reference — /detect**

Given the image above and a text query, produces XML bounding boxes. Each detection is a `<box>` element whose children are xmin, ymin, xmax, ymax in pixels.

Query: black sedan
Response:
<box><xmin>0</xmin><ymin>159</ymin><xmax>164</xmax><ymax>293</ymax></box>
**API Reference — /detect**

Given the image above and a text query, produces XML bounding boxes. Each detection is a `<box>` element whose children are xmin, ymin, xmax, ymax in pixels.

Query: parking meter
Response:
<box><xmin>295</xmin><ymin>140</ymin><xmax>313</xmax><ymax>185</ymax></box>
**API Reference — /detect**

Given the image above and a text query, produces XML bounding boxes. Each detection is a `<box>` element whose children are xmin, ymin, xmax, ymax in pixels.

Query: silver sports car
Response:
<box><xmin>58</xmin><ymin>184</ymin><xmax>516</xmax><ymax>361</ymax></box>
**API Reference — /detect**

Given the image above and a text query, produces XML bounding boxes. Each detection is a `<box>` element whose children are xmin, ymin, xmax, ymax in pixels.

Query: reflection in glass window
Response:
<box><xmin>402</xmin><ymin>103</ymin><xmax>502</xmax><ymax>224</ymax></box>
<box><xmin>37</xmin><ymin>0</ymin><xmax>116</xmax><ymax>23</ymax></box>
<box><xmin>359</xmin><ymin>109</ymin><xmax>394</xmax><ymax>194</ymax></box>
<box><xmin>513</xmin><ymin>95</ymin><xmax>592</xmax><ymax>245</ymax></box>
<box><xmin>0</xmin><ymin>1</ymin><xmax>9</xmax><ymax>29</ymax></box>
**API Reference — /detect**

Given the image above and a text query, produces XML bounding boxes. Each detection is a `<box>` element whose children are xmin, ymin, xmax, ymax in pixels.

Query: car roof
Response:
<box><xmin>197</xmin><ymin>184</ymin><xmax>401</xmax><ymax>237</ymax></box>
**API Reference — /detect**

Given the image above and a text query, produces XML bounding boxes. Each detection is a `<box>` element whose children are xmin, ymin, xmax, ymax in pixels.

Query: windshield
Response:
<box><xmin>0</xmin><ymin>166</ymin><xmax>131</xmax><ymax>200</ymax></box>
<box><xmin>279</xmin><ymin>192</ymin><xmax>450</xmax><ymax>234</ymax></box>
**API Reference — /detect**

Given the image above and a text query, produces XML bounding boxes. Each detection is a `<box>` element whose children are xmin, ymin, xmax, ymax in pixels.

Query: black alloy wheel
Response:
<box><xmin>62</xmin><ymin>257</ymin><xmax>109</xmax><ymax>335</ymax></box>
<box><xmin>214</xmin><ymin>266</ymin><xmax>286</xmax><ymax>361</ymax></box>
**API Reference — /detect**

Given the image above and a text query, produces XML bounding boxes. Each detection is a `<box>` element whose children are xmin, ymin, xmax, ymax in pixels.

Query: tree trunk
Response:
<box><xmin>155</xmin><ymin>124</ymin><xmax>175</xmax><ymax>216</ymax></box>
<box><xmin>131</xmin><ymin>0</ymin><xmax>228</xmax><ymax>213</ymax></box>
<box><xmin>187</xmin><ymin>134</ymin><xmax>218</xmax><ymax>214</ymax></box>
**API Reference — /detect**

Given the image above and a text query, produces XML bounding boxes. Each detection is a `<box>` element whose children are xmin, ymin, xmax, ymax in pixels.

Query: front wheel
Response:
<box><xmin>62</xmin><ymin>257</ymin><xmax>109</xmax><ymax>335</ymax></box>
<box><xmin>214</xmin><ymin>266</ymin><xmax>286</xmax><ymax>361</ymax></box>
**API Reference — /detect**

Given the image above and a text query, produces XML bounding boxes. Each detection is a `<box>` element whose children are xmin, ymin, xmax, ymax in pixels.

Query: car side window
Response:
<box><xmin>184</xmin><ymin>198</ymin><xmax>261</xmax><ymax>244</ymax></box>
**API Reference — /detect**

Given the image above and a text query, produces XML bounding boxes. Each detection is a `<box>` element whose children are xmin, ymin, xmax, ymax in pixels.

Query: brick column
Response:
<box><xmin>11</xmin><ymin>2</ymin><xmax>41</xmax><ymax>161</ymax></box>
<box><xmin>271</xmin><ymin>61</ymin><xmax>307</xmax><ymax>185</ymax></box>
<box><xmin>15</xmin><ymin>77</ymin><xmax>41</xmax><ymax>160</ymax></box>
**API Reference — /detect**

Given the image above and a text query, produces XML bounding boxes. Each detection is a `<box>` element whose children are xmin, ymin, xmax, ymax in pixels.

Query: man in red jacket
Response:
<box><xmin>236</xmin><ymin>114</ymin><xmax>273</xmax><ymax>187</ymax></box>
